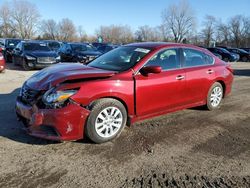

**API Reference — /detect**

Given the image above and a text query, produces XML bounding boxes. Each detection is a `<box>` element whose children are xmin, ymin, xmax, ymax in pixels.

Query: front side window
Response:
<box><xmin>183</xmin><ymin>48</ymin><xmax>214</xmax><ymax>67</ymax></box>
<box><xmin>145</xmin><ymin>48</ymin><xmax>180</xmax><ymax>70</ymax></box>
<box><xmin>15</xmin><ymin>42</ymin><xmax>22</xmax><ymax>50</ymax></box>
<box><xmin>88</xmin><ymin>46</ymin><xmax>151</xmax><ymax>71</ymax></box>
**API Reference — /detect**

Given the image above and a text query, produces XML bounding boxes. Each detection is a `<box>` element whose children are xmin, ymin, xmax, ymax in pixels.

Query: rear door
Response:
<box><xmin>135</xmin><ymin>48</ymin><xmax>187</xmax><ymax>116</ymax></box>
<box><xmin>181</xmin><ymin>48</ymin><xmax>215</xmax><ymax>104</ymax></box>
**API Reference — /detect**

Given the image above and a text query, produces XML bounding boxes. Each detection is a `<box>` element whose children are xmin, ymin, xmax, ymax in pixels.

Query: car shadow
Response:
<box><xmin>0</xmin><ymin>87</ymin><xmax>92</xmax><ymax>145</ymax></box>
<box><xmin>233</xmin><ymin>69</ymin><xmax>250</xmax><ymax>77</ymax></box>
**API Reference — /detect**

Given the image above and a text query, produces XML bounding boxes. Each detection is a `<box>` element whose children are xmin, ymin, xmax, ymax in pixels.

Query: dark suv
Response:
<box><xmin>0</xmin><ymin>38</ymin><xmax>22</xmax><ymax>62</ymax></box>
<box><xmin>12</xmin><ymin>41</ymin><xmax>60</xmax><ymax>70</ymax></box>
<box><xmin>58</xmin><ymin>42</ymin><xmax>102</xmax><ymax>63</ymax></box>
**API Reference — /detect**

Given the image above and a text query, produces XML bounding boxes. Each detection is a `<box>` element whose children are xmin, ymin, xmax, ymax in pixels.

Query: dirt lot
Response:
<box><xmin>0</xmin><ymin>63</ymin><xmax>250</xmax><ymax>188</ymax></box>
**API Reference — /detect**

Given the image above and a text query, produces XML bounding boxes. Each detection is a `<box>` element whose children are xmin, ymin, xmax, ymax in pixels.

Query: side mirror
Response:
<box><xmin>140</xmin><ymin>66</ymin><xmax>162</xmax><ymax>76</ymax></box>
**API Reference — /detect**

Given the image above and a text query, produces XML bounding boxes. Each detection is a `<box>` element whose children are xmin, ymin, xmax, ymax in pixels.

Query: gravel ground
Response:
<box><xmin>0</xmin><ymin>63</ymin><xmax>249</xmax><ymax>188</ymax></box>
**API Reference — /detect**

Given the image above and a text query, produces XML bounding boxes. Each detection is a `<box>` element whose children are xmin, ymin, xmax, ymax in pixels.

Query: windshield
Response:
<box><xmin>7</xmin><ymin>39</ymin><xmax>21</xmax><ymax>48</ymax></box>
<box><xmin>48</xmin><ymin>42</ymin><xmax>61</xmax><ymax>51</ymax></box>
<box><xmin>24</xmin><ymin>43</ymin><xmax>51</xmax><ymax>51</ymax></box>
<box><xmin>238</xmin><ymin>49</ymin><xmax>249</xmax><ymax>53</ymax></box>
<box><xmin>218</xmin><ymin>48</ymin><xmax>230</xmax><ymax>53</ymax></box>
<box><xmin>71</xmin><ymin>44</ymin><xmax>97</xmax><ymax>52</ymax></box>
<box><xmin>88</xmin><ymin>46</ymin><xmax>151</xmax><ymax>71</ymax></box>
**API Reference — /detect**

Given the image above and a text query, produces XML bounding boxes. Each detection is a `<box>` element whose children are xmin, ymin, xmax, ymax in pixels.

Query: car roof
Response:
<box><xmin>125</xmin><ymin>42</ymin><xmax>208</xmax><ymax>52</ymax></box>
<box><xmin>21</xmin><ymin>40</ymin><xmax>47</xmax><ymax>44</ymax></box>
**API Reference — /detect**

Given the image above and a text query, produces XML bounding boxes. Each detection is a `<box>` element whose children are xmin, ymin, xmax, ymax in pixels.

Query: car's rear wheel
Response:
<box><xmin>206</xmin><ymin>82</ymin><xmax>223</xmax><ymax>110</ymax></box>
<box><xmin>86</xmin><ymin>98</ymin><xmax>127</xmax><ymax>143</ymax></box>
<box><xmin>242</xmin><ymin>56</ymin><xmax>248</xmax><ymax>62</ymax></box>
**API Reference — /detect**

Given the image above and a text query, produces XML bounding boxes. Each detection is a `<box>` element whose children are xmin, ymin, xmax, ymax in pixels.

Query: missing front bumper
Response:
<box><xmin>16</xmin><ymin>98</ymin><xmax>90</xmax><ymax>141</ymax></box>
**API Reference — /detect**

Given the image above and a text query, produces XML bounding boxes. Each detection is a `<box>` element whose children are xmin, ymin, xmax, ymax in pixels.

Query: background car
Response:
<box><xmin>58</xmin><ymin>42</ymin><xmax>102</xmax><ymax>63</ymax></box>
<box><xmin>43</xmin><ymin>40</ymin><xmax>62</xmax><ymax>52</ymax></box>
<box><xmin>207</xmin><ymin>47</ymin><xmax>239</xmax><ymax>62</ymax></box>
<box><xmin>97</xmin><ymin>44</ymin><xmax>120</xmax><ymax>54</ymax></box>
<box><xmin>0</xmin><ymin>38</ymin><xmax>22</xmax><ymax>63</ymax></box>
<box><xmin>0</xmin><ymin>49</ymin><xmax>6</xmax><ymax>72</ymax></box>
<box><xmin>226</xmin><ymin>48</ymin><xmax>250</xmax><ymax>62</ymax></box>
<box><xmin>92</xmin><ymin>42</ymin><xmax>109</xmax><ymax>49</ymax></box>
<box><xmin>12</xmin><ymin>41</ymin><xmax>60</xmax><ymax>70</ymax></box>
<box><xmin>241</xmin><ymin>48</ymin><xmax>250</xmax><ymax>53</ymax></box>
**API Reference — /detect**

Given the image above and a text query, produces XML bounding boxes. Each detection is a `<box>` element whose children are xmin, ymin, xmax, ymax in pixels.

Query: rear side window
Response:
<box><xmin>146</xmin><ymin>48</ymin><xmax>180</xmax><ymax>70</ymax></box>
<box><xmin>183</xmin><ymin>48</ymin><xmax>214</xmax><ymax>67</ymax></box>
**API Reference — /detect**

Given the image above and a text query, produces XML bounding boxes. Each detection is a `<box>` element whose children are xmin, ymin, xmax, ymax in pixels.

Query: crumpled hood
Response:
<box><xmin>26</xmin><ymin>63</ymin><xmax>116</xmax><ymax>90</ymax></box>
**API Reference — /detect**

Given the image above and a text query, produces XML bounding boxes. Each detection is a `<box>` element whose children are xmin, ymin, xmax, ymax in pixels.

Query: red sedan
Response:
<box><xmin>0</xmin><ymin>50</ymin><xmax>5</xmax><ymax>72</ymax></box>
<box><xmin>16</xmin><ymin>42</ymin><xmax>233</xmax><ymax>143</ymax></box>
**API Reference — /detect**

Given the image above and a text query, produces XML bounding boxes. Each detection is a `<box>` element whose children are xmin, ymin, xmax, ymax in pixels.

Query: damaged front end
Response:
<box><xmin>16</xmin><ymin>83</ymin><xmax>90</xmax><ymax>141</ymax></box>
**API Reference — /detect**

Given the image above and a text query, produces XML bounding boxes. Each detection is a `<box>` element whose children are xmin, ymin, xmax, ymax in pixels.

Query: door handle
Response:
<box><xmin>206</xmin><ymin>69</ymin><xmax>214</xmax><ymax>74</ymax></box>
<box><xmin>176</xmin><ymin>75</ymin><xmax>185</xmax><ymax>80</ymax></box>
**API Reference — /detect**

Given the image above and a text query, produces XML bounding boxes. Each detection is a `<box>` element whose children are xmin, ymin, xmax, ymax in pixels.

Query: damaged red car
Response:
<box><xmin>16</xmin><ymin>42</ymin><xmax>233</xmax><ymax>143</ymax></box>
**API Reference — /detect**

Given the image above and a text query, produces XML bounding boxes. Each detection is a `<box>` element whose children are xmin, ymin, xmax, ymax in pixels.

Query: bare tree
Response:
<box><xmin>11</xmin><ymin>0</ymin><xmax>40</xmax><ymax>39</ymax></box>
<box><xmin>58</xmin><ymin>18</ymin><xmax>77</xmax><ymax>42</ymax></box>
<box><xmin>161</xmin><ymin>0</ymin><xmax>196</xmax><ymax>43</ymax></box>
<box><xmin>200</xmin><ymin>15</ymin><xmax>217</xmax><ymax>47</ymax></box>
<box><xmin>96</xmin><ymin>25</ymin><xmax>133</xmax><ymax>44</ymax></box>
<box><xmin>135</xmin><ymin>25</ymin><xmax>163</xmax><ymax>42</ymax></box>
<box><xmin>0</xmin><ymin>2</ymin><xmax>15</xmax><ymax>37</ymax></box>
<box><xmin>40</xmin><ymin>19</ymin><xmax>58</xmax><ymax>40</ymax></box>
<box><xmin>216</xmin><ymin>21</ymin><xmax>231</xmax><ymax>46</ymax></box>
<box><xmin>229</xmin><ymin>15</ymin><xmax>249</xmax><ymax>47</ymax></box>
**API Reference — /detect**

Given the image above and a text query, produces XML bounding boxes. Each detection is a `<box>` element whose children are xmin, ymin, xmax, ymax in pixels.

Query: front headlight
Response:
<box><xmin>43</xmin><ymin>89</ymin><xmax>77</xmax><ymax>104</ymax></box>
<box><xmin>26</xmin><ymin>55</ymin><xmax>36</xmax><ymax>60</ymax></box>
<box><xmin>56</xmin><ymin>56</ymin><xmax>61</xmax><ymax>60</ymax></box>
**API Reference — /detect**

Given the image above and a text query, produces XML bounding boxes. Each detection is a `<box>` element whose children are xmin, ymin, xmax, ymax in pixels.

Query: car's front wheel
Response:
<box><xmin>86</xmin><ymin>98</ymin><xmax>127</xmax><ymax>143</ymax></box>
<box><xmin>22</xmin><ymin>59</ymin><xmax>32</xmax><ymax>71</ymax></box>
<box><xmin>206</xmin><ymin>82</ymin><xmax>223</xmax><ymax>110</ymax></box>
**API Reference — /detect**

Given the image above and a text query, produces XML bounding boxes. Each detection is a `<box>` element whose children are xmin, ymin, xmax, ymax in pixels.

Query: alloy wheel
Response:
<box><xmin>210</xmin><ymin>86</ymin><xmax>223</xmax><ymax>107</ymax></box>
<box><xmin>94</xmin><ymin>106</ymin><xmax>123</xmax><ymax>138</ymax></box>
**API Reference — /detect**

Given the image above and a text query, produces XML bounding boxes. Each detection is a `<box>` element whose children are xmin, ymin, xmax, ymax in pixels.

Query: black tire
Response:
<box><xmin>22</xmin><ymin>59</ymin><xmax>32</xmax><ymax>71</ymax></box>
<box><xmin>86</xmin><ymin>98</ymin><xmax>127</xmax><ymax>144</ymax></box>
<box><xmin>223</xmin><ymin>57</ymin><xmax>229</xmax><ymax>62</ymax></box>
<box><xmin>242</xmin><ymin>56</ymin><xmax>248</xmax><ymax>62</ymax></box>
<box><xmin>13</xmin><ymin>57</ymin><xmax>18</xmax><ymax>66</ymax></box>
<box><xmin>206</xmin><ymin>82</ymin><xmax>223</xmax><ymax>111</ymax></box>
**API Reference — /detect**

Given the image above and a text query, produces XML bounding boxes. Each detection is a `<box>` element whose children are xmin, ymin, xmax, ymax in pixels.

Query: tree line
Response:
<box><xmin>0</xmin><ymin>0</ymin><xmax>249</xmax><ymax>47</ymax></box>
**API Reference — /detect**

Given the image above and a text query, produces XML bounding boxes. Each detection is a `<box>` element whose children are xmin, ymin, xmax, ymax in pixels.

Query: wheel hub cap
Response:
<box><xmin>95</xmin><ymin>107</ymin><xmax>123</xmax><ymax>138</ymax></box>
<box><xmin>210</xmin><ymin>86</ymin><xmax>223</xmax><ymax>107</ymax></box>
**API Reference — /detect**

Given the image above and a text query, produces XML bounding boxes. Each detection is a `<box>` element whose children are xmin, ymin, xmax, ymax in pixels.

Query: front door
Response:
<box><xmin>134</xmin><ymin>48</ymin><xmax>187</xmax><ymax>116</ymax></box>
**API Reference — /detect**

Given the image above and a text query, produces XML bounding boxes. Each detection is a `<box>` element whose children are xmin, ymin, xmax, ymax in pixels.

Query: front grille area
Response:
<box><xmin>40</xmin><ymin>125</ymin><xmax>59</xmax><ymax>137</ymax></box>
<box><xmin>37</xmin><ymin>57</ymin><xmax>56</xmax><ymax>63</ymax></box>
<box><xmin>20</xmin><ymin>84</ymin><xmax>40</xmax><ymax>105</ymax></box>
